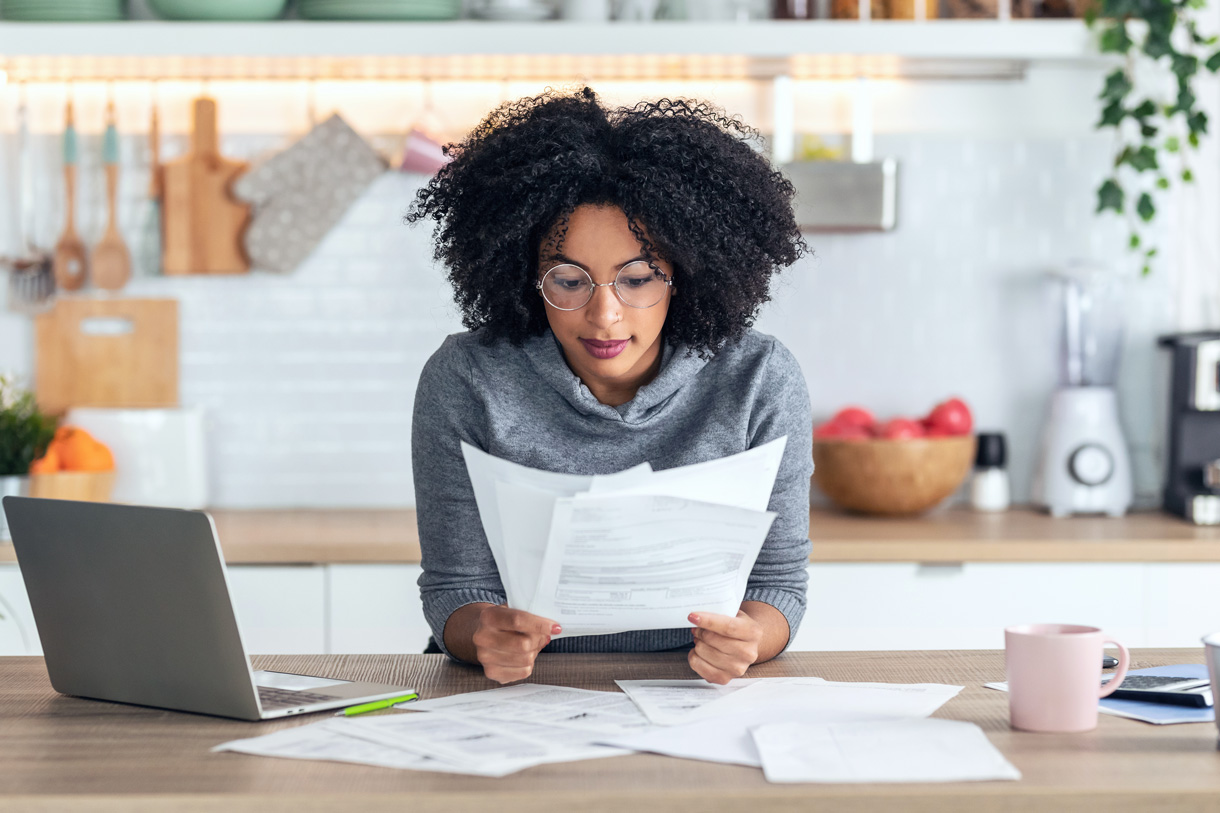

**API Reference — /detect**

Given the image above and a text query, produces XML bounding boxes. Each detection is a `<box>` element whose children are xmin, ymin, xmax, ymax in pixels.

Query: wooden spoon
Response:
<box><xmin>52</xmin><ymin>100</ymin><xmax>87</xmax><ymax>291</ymax></box>
<box><xmin>91</xmin><ymin>101</ymin><xmax>131</xmax><ymax>291</ymax></box>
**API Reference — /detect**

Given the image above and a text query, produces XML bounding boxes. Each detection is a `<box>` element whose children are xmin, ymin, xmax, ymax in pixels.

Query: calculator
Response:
<box><xmin>1100</xmin><ymin>675</ymin><xmax>1214</xmax><ymax>708</ymax></box>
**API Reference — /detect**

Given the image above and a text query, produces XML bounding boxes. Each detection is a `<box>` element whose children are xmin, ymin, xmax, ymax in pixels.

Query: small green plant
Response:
<box><xmin>1089</xmin><ymin>0</ymin><xmax>1220</xmax><ymax>274</ymax></box>
<box><xmin>0</xmin><ymin>374</ymin><xmax>56</xmax><ymax>477</ymax></box>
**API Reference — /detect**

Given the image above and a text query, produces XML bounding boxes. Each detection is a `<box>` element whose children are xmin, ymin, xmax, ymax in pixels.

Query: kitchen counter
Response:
<box><xmin>3</xmin><ymin>507</ymin><xmax>1220</xmax><ymax>565</ymax></box>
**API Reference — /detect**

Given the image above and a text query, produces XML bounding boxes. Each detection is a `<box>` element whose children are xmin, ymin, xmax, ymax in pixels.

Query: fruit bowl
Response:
<box><xmin>29</xmin><ymin>471</ymin><xmax>116</xmax><ymax>503</ymax></box>
<box><xmin>812</xmin><ymin>435</ymin><xmax>977</xmax><ymax>516</ymax></box>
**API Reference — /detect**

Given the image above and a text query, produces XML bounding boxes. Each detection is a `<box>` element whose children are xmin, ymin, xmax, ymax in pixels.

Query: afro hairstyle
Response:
<box><xmin>406</xmin><ymin>86</ymin><xmax>807</xmax><ymax>357</ymax></box>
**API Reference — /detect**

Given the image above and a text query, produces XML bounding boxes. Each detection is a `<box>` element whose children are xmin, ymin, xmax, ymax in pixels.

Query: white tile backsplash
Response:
<box><xmin>0</xmin><ymin>127</ymin><xmax>1176</xmax><ymax>509</ymax></box>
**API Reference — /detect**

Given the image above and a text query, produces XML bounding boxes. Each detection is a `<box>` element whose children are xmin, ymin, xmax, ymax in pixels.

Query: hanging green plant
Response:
<box><xmin>1088</xmin><ymin>0</ymin><xmax>1220</xmax><ymax>275</ymax></box>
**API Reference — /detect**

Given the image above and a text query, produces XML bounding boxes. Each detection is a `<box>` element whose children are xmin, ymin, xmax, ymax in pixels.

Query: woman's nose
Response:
<box><xmin>585</xmin><ymin>283</ymin><xmax>623</xmax><ymax>327</ymax></box>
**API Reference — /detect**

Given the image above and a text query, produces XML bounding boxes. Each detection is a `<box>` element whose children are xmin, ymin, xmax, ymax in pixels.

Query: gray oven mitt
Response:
<box><xmin>233</xmin><ymin>114</ymin><xmax>387</xmax><ymax>274</ymax></box>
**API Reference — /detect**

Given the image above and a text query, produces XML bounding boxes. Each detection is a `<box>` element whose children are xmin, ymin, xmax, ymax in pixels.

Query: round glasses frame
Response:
<box><xmin>535</xmin><ymin>262</ymin><xmax>673</xmax><ymax>311</ymax></box>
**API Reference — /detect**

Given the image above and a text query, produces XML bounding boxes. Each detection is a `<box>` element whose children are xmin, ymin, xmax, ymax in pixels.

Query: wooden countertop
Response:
<box><xmin>3</xmin><ymin>507</ymin><xmax>1220</xmax><ymax>566</ymax></box>
<box><xmin>1</xmin><ymin>648</ymin><xmax>1216</xmax><ymax>812</ymax></box>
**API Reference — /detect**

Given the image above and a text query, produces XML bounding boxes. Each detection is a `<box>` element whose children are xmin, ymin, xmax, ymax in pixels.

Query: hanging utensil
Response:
<box><xmin>3</xmin><ymin>86</ymin><xmax>56</xmax><ymax>313</ymax></box>
<box><xmin>139</xmin><ymin>85</ymin><xmax>163</xmax><ymax>277</ymax></box>
<box><xmin>91</xmin><ymin>99</ymin><xmax>133</xmax><ymax>291</ymax></box>
<box><xmin>52</xmin><ymin>97</ymin><xmax>88</xmax><ymax>291</ymax></box>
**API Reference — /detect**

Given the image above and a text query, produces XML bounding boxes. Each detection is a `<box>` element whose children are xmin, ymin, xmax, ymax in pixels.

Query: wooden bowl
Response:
<box><xmin>812</xmin><ymin>435</ymin><xmax>977</xmax><ymax>516</ymax></box>
<box><xmin>29</xmin><ymin>471</ymin><xmax>116</xmax><ymax>503</ymax></box>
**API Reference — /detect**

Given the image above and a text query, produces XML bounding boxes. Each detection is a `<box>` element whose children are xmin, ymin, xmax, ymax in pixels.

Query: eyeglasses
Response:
<box><xmin>536</xmin><ymin>262</ymin><xmax>673</xmax><ymax>311</ymax></box>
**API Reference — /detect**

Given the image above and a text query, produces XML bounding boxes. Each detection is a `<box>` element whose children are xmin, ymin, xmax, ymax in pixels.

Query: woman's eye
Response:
<box><xmin>554</xmin><ymin>279</ymin><xmax>587</xmax><ymax>290</ymax></box>
<box><xmin>620</xmin><ymin>275</ymin><xmax>654</xmax><ymax>288</ymax></box>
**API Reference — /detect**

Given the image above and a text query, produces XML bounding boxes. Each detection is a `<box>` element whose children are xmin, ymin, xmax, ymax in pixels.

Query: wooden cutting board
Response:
<box><xmin>162</xmin><ymin>96</ymin><xmax>251</xmax><ymax>275</ymax></box>
<box><xmin>35</xmin><ymin>298</ymin><xmax>179</xmax><ymax>416</ymax></box>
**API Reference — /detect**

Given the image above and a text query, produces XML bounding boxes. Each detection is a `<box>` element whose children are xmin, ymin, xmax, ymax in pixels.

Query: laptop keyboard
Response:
<box><xmin>258</xmin><ymin>687</ymin><xmax>342</xmax><ymax>710</ymax></box>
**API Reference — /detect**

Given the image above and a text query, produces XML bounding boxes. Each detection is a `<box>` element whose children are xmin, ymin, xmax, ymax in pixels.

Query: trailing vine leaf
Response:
<box><xmin>1099</xmin><ymin>22</ymin><xmax>1134</xmax><ymax>53</ymax></box>
<box><xmin>1207</xmin><ymin>50</ymin><xmax>1220</xmax><ymax>71</ymax></box>
<box><xmin>1099</xmin><ymin>100</ymin><xmax>1127</xmax><ymax>127</ymax></box>
<box><xmin>1129</xmin><ymin>233</ymin><xmax>1141</xmax><ymax>249</ymax></box>
<box><xmin>1137</xmin><ymin>192</ymin><xmax>1156</xmax><ymax>222</ymax></box>
<box><xmin>1165</xmin><ymin>136</ymin><xmax>1180</xmax><ymax>152</ymax></box>
<box><xmin>1097</xmin><ymin>178</ymin><xmax>1125</xmax><ymax>213</ymax></box>
<box><xmin>1157</xmin><ymin>177</ymin><xmax>1170</xmax><ymax>189</ymax></box>
<box><xmin>1100</xmin><ymin>68</ymin><xmax>1133</xmax><ymax>101</ymax></box>
<box><xmin>1183</xmin><ymin>168</ymin><xmax>1195</xmax><ymax>182</ymax></box>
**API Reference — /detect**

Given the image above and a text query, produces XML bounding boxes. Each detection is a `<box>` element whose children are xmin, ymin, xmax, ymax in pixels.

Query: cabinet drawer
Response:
<box><xmin>225</xmin><ymin>565</ymin><xmax>326</xmax><ymax>654</ymax></box>
<box><xmin>328</xmin><ymin>564</ymin><xmax>430</xmax><ymax>654</ymax></box>
<box><xmin>792</xmin><ymin>563</ymin><xmax>1146</xmax><ymax>652</ymax></box>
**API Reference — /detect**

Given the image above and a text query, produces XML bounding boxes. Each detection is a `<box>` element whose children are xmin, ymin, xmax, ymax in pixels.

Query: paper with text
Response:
<box><xmin>751</xmin><ymin>719</ymin><xmax>1021</xmax><ymax>783</ymax></box>
<box><xmin>404</xmin><ymin>683</ymin><xmax>654</xmax><ymax>735</ymax></box>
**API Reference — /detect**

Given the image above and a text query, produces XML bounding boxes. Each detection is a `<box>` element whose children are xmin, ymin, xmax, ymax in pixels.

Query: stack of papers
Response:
<box><xmin>216</xmin><ymin>677</ymin><xmax>1022</xmax><ymax>783</ymax></box>
<box><xmin>461</xmin><ymin>438</ymin><xmax>787</xmax><ymax>637</ymax></box>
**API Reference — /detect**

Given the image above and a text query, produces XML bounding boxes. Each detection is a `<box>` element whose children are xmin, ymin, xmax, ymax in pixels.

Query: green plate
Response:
<box><xmin>2</xmin><ymin>0</ymin><xmax>125</xmax><ymax>20</ymax></box>
<box><xmin>148</xmin><ymin>0</ymin><xmax>287</xmax><ymax>19</ymax></box>
<box><xmin>298</xmin><ymin>0</ymin><xmax>459</xmax><ymax>20</ymax></box>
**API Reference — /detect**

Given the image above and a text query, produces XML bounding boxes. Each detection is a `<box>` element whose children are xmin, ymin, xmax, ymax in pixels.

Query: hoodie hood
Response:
<box><xmin>522</xmin><ymin>330</ymin><xmax>709</xmax><ymax>425</ymax></box>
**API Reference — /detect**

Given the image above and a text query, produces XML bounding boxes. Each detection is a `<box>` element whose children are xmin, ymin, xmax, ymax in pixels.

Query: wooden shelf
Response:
<box><xmin>4</xmin><ymin>505</ymin><xmax>1219</xmax><ymax>565</ymax></box>
<box><xmin>0</xmin><ymin>20</ymin><xmax>1107</xmax><ymax>81</ymax></box>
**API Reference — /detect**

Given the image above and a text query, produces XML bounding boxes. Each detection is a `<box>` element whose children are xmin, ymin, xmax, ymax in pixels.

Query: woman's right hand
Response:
<box><xmin>470</xmin><ymin>605</ymin><xmax>561</xmax><ymax>684</ymax></box>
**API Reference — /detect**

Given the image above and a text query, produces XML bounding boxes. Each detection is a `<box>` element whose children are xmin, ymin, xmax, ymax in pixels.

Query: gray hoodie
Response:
<box><xmin>412</xmin><ymin>328</ymin><xmax>813</xmax><ymax>658</ymax></box>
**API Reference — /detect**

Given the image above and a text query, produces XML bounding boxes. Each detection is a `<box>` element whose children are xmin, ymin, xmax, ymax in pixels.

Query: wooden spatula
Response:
<box><xmin>91</xmin><ymin>101</ymin><xmax>132</xmax><ymax>291</ymax></box>
<box><xmin>52</xmin><ymin>99</ymin><xmax>87</xmax><ymax>291</ymax></box>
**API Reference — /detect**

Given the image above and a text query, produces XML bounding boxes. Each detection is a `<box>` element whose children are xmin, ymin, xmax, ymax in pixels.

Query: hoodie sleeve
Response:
<box><xmin>744</xmin><ymin>338</ymin><xmax>814</xmax><ymax>649</ymax></box>
<box><xmin>412</xmin><ymin>335</ymin><xmax>506</xmax><ymax>660</ymax></box>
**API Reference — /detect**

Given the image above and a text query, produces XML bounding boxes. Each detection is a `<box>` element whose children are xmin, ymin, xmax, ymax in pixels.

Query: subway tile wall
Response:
<box><xmin>0</xmin><ymin>130</ymin><xmax>1173</xmax><ymax>508</ymax></box>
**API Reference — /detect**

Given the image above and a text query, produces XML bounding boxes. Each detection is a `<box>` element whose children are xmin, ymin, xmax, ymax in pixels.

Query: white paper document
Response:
<box><xmin>751</xmin><ymin>719</ymin><xmax>1022</xmax><ymax>783</ymax></box>
<box><xmin>461</xmin><ymin>438</ymin><xmax>786</xmax><ymax>636</ymax></box>
<box><xmin>614</xmin><ymin>678</ymin><xmax>771</xmax><ymax>725</ymax></box>
<box><xmin>404</xmin><ymin>683</ymin><xmax>654</xmax><ymax>735</ymax></box>
<box><xmin>601</xmin><ymin>679</ymin><xmax>963</xmax><ymax>767</ymax></box>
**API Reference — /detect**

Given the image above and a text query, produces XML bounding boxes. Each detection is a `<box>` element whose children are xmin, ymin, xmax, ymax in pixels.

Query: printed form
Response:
<box><xmin>461</xmin><ymin>437</ymin><xmax>786</xmax><ymax>636</ymax></box>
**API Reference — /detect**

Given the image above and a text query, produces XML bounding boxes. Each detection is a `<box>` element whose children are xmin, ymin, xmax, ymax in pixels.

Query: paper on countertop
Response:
<box><xmin>985</xmin><ymin>664</ymin><xmax>1215</xmax><ymax>725</ymax></box>
<box><xmin>614</xmin><ymin>678</ymin><xmax>765</xmax><ymax>725</ymax></box>
<box><xmin>600</xmin><ymin>679</ymin><xmax>963</xmax><ymax>767</ymax></box>
<box><xmin>402</xmin><ymin>683</ymin><xmax>654</xmax><ymax>735</ymax></box>
<box><xmin>531</xmin><ymin>494</ymin><xmax>776</xmax><ymax>637</ymax></box>
<box><xmin>751</xmin><ymin>719</ymin><xmax>1022</xmax><ymax>784</ymax></box>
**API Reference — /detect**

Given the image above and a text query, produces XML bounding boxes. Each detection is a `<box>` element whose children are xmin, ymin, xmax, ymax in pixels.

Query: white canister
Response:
<box><xmin>64</xmin><ymin>407</ymin><xmax>210</xmax><ymax>509</ymax></box>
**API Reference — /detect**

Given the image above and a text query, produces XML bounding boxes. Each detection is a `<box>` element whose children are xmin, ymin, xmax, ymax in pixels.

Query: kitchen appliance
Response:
<box><xmin>1158</xmin><ymin>332</ymin><xmax>1220</xmax><ymax>525</ymax></box>
<box><xmin>1031</xmin><ymin>261</ymin><xmax>1133</xmax><ymax>517</ymax></box>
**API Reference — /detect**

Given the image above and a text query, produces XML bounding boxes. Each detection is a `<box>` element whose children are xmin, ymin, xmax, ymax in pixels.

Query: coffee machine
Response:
<box><xmin>1031</xmin><ymin>262</ymin><xmax>1133</xmax><ymax>517</ymax></box>
<box><xmin>1159</xmin><ymin>332</ymin><xmax>1220</xmax><ymax>525</ymax></box>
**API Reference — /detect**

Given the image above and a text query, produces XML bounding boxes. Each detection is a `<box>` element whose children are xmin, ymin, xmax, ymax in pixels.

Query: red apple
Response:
<box><xmin>830</xmin><ymin>406</ymin><xmax>875</xmax><ymax>432</ymax></box>
<box><xmin>924</xmin><ymin>397</ymin><xmax>973</xmax><ymax>436</ymax></box>
<box><xmin>877</xmin><ymin>418</ymin><xmax>926</xmax><ymax>440</ymax></box>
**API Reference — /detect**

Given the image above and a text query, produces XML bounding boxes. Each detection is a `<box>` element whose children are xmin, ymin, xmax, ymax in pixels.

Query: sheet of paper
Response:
<box><xmin>405</xmin><ymin>683</ymin><xmax>654</xmax><ymax>735</ymax></box>
<box><xmin>212</xmin><ymin>719</ymin><xmax>507</xmax><ymax>776</ymax></box>
<box><xmin>985</xmin><ymin>664</ymin><xmax>1216</xmax><ymax>725</ymax></box>
<box><xmin>751</xmin><ymin>719</ymin><xmax>1021</xmax><ymax>783</ymax></box>
<box><xmin>614</xmin><ymin>678</ymin><xmax>767</xmax><ymax>725</ymax></box>
<box><xmin>529</xmin><ymin>495</ymin><xmax>776</xmax><ymax>637</ymax></box>
<box><xmin>586</xmin><ymin>436</ymin><xmax>787</xmax><ymax>513</ymax></box>
<box><xmin>461</xmin><ymin>441</ymin><xmax>649</xmax><ymax>606</ymax></box>
<box><xmin>343</xmin><ymin>711</ymin><xmax>631</xmax><ymax>772</ymax></box>
<box><xmin>600</xmin><ymin>680</ymin><xmax>963</xmax><ymax>767</ymax></box>
<box><xmin>252</xmin><ymin>670</ymin><xmax>352</xmax><ymax>691</ymax></box>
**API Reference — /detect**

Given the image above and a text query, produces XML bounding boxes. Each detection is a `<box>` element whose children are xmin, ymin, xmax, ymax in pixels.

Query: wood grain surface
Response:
<box><xmin>8</xmin><ymin>507</ymin><xmax>1219</xmax><ymax>566</ymax></box>
<box><xmin>33</xmin><ymin>297</ymin><xmax>179</xmax><ymax>416</ymax></box>
<box><xmin>1</xmin><ymin>650</ymin><xmax>1217</xmax><ymax>812</ymax></box>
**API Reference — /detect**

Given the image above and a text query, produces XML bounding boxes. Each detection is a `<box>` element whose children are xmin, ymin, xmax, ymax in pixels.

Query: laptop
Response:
<box><xmin>2</xmin><ymin>496</ymin><xmax>417</xmax><ymax>721</ymax></box>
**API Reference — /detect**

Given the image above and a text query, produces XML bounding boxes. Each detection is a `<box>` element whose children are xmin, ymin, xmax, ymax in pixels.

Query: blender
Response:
<box><xmin>1030</xmin><ymin>261</ymin><xmax>1133</xmax><ymax>517</ymax></box>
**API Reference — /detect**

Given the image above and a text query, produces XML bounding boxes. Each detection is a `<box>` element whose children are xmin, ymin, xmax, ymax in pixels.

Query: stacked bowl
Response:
<box><xmin>148</xmin><ymin>0</ymin><xmax>287</xmax><ymax>19</ymax></box>
<box><xmin>298</xmin><ymin>0</ymin><xmax>461</xmax><ymax>18</ymax></box>
<box><xmin>1</xmin><ymin>0</ymin><xmax>126</xmax><ymax>20</ymax></box>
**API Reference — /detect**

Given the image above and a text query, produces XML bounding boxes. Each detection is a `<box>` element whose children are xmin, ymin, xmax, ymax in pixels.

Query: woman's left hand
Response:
<box><xmin>687</xmin><ymin>610</ymin><xmax>764</xmax><ymax>685</ymax></box>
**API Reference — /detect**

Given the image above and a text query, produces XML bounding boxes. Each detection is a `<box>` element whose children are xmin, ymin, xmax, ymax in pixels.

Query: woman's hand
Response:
<box><xmin>469</xmin><ymin>605</ymin><xmax>560</xmax><ymax>684</ymax></box>
<box><xmin>687</xmin><ymin>610</ymin><xmax>765</xmax><ymax>685</ymax></box>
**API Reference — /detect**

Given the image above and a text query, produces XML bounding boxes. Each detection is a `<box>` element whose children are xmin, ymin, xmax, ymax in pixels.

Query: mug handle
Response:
<box><xmin>1098</xmin><ymin>639</ymin><xmax>1131</xmax><ymax>698</ymax></box>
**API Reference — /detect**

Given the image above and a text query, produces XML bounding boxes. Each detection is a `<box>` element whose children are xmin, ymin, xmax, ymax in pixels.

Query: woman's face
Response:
<box><xmin>538</xmin><ymin>204</ymin><xmax>674</xmax><ymax>406</ymax></box>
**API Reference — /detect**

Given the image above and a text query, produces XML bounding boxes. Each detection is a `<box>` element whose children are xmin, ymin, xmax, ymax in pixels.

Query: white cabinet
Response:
<box><xmin>328</xmin><ymin>564</ymin><xmax>431</xmax><ymax>654</ymax></box>
<box><xmin>1145</xmin><ymin>563</ymin><xmax>1220</xmax><ymax>648</ymax></box>
<box><xmin>793</xmin><ymin>563</ymin><xmax>1148</xmax><ymax>652</ymax></box>
<box><xmin>225</xmin><ymin>565</ymin><xmax>327</xmax><ymax>654</ymax></box>
<box><xmin>0</xmin><ymin>564</ymin><xmax>40</xmax><ymax>656</ymax></box>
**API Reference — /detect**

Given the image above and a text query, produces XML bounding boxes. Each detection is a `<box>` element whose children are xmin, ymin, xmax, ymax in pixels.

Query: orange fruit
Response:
<box><xmin>54</xmin><ymin>427</ymin><xmax>116</xmax><ymax>472</ymax></box>
<box><xmin>29</xmin><ymin>446</ymin><xmax>61</xmax><ymax>474</ymax></box>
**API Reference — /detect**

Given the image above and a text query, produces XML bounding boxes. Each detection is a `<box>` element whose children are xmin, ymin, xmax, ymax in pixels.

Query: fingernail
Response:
<box><xmin>688</xmin><ymin>613</ymin><xmax>700</xmax><ymax>624</ymax></box>
<box><xmin>551</xmin><ymin>624</ymin><xmax>562</xmax><ymax>635</ymax></box>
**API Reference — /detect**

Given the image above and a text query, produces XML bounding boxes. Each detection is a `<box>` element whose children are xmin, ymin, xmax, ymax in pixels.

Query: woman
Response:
<box><xmin>407</xmin><ymin>87</ymin><xmax>812</xmax><ymax>685</ymax></box>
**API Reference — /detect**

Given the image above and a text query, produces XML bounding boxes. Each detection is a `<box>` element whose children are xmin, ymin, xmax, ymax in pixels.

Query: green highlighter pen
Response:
<box><xmin>335</xmin><ymin>693</ymin><xmax>419</xmax><ymax>717</ymax></box>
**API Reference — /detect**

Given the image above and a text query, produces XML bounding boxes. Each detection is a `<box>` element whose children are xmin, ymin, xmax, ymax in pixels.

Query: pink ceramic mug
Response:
<box><xmin>1005</xmin><ymin>623</ymin><xmax>1130</xmax><ymax>733</ymax></box>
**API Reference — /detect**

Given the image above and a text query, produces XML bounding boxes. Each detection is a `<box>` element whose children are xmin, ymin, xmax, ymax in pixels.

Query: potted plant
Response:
<box><xmin>0</xmin><ymin>374</ymin><xmax>56</xmax><ymax>540</ymax></box>
<box><xmin>1089</xmin><ymin>0</ymin><xmax>1220</xmax><ymax>275</ymax></box>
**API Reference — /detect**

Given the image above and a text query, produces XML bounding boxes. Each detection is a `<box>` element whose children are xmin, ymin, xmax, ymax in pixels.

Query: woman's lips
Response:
<box><xmin>580</xmin><ymin>338</ymin><xmax>629</xmax><ymax>359</ymax></box>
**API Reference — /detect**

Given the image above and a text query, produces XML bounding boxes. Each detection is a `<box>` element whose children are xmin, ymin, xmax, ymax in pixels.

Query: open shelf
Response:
<box><xmin>0</xmin><ymin>20</ymin><xmax>1108</xmax><ymax>81</ymax></box>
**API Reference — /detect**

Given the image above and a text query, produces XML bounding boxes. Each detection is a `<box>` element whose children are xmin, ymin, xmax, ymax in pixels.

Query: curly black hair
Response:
<box><xmin>406</xmin><ymin>86</ymin><xmax>807</xmax><ymax>356</ymax></box>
